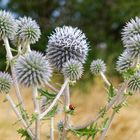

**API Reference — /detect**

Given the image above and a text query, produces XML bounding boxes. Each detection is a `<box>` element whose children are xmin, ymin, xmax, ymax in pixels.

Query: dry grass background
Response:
<box><xmin>0</xmin><ymin>78</ymin><xmax>140</xmax><ymax>140</ymax></box>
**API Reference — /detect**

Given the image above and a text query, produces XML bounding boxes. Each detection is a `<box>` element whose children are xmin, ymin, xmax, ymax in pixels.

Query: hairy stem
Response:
<box><xmin>46</xmin><ymin>82</ymin><xmax>59</xmax><ymax>93</ymax></box>
<box><xmin>99</xmin><ymin>111</ymin><xmax>116</xmax><ymax>140</ymax></box>
<box><xmin>32</xmin><ymin>86</ymin><xmax>40</xmax><ymax>140</ymax></box>
<box><xmin>6</xmin><ymin>94</ymin><xmax>34</xmax><ymax>139</ymax></box>
<box><xmin>62</xmin><ymin>82</ymin><xmax>70</xmax><ymax>140</ymax></box>
<box><xmin>3</xmin><ymin>37</ymin><xmax>24</xmax><ymax>105</ymax></box>
<box><xmin>50</xmin><ymin>117</ymin><xmax>54</xmax><ymax>140</ymax></box>
<box><xmin>39</xmin><ymin>79</ymin><xmax>69</xmax><ymax>120</ymax></box>
<box><xmin>3</xmin><ymin>37</ymin><xmax>33</xmax><ymax>132</ymax></box>
<box><xmin>100</xmin><ymin>72</ymin><xmax>111</xmax><ymax>86</ymax></box>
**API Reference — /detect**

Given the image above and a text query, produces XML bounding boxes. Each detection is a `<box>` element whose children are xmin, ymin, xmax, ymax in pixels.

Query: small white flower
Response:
<box><xmin>128</xmin><ymin>71</ymin><xmax>140</xmax><ymax>92</ymax></box>
<box><xmin>15</xmin><ymin>51</ymin><xmax>52</xmax><ymax>87</ymax></box>
<box><xmin>122</xmin><ymin>17</ymin><xmax>140</xmax><ymax>45</ymax></box>
<box><xmin>0</xmin><ymin>10</ymin><xmax>17</xmax><ymax>39</ymax></box>
<box><xmin>116</xmin><ymin>51</ymin><xmax>133</xmax><ymax>73</ymax></box>
<box><xmin>62</xmin><ymin>59</ymin><xmax>83</xmax><ymax>81</ymax></box>
<box><xmin>0</xmin><ymin>72</ymin><xmax>12</xmax><ymax>94</ymax></box>
<box><xmin>46</xmin><ymin>26</ymin><xmax>89</xmax><ymax>71</ymax></box>
<box><xmin>124</xmin><ymin>34</ymin><xmax>140</xmax><ymax>58</ymax></box>
<box><xmin>90</xmin><ymin>59</ymin><xmax>106</xmax><ymax>75</ymax></box>
<box><xmin>15</xmin><ymin>17</ymin><xmax>41</xmax><ymax>45</ymax></box>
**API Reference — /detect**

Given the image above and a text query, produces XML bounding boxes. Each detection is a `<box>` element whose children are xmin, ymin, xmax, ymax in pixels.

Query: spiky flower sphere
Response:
<box><xmin>62</xmin><ymin>60</ymin><xmax>83</xmax><ymax>81</ymax></box>
<box><xmin>0</xmin><ymin>10</ymin><xmax>17</xmax><ymax>39</ymax></box>
<box><xmin>15</xmin><ymin>51</ymin><xmax>52</xmax><ymax>87</ymax></box>
<box><xmin>122</xmin><ymin>17</ymin><xmax>140</xmax><ymax>45</ymax></box>
<box><xmin>46</xmin><ymin>26</ymin><xmax>89</xmax><ymax>71</ymax></box>
<box><xmin>15</xmin><ymin>17</ymin><xmax>41</xmax><ymax>45</ymax></box>
<box><xmin>116</xmin><ymin>51</ymin><xmax>133</xmax><ymax>73</ymax></box>
<box><xmin>124</xmin><ymin>35</ymin><xmax>140</xmax><ymax>58</ymax></box>
<box><xmin>128</xmin><ymin>72</ymin><xmax>140</xmax><ymax>92</ymax></box>
<box><xmin>90</xmin><ymin>59</ymin><xmax>106</xmax><ymax>75</ymax></box>
<box><xmin>0</xmin><ymin>72</ymin><xmax>12</xmax><ymax>94</ymax></box>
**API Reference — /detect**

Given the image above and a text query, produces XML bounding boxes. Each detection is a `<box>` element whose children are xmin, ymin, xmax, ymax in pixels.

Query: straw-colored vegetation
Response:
<box><xmin>0</xmin><ymin>78</ymin><xmax>140</xmax><ymax>140</ymax></box>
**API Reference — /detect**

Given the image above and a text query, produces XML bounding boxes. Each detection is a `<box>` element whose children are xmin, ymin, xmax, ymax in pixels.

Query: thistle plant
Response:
<box><xmin>47</xmin><ymin>26</ymin><xmax>89</xmax><ymax>71</ymax></box>
<box><xmin>0</xmin><ymin>9</ymin><xmax>140</xmax><ymax>140</ymax></box>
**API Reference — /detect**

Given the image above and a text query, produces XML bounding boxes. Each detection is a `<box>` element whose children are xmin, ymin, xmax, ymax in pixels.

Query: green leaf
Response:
<box><xmin>38</xmin><ymin>89</ymin><xmax>56</xmax><ymax>99</ymax></box>
<box><xmin>70</xmin><ymin>124</ymin><xmax>99</xmax><ymax>140</ymax></box>
<box><xmin>98</xmin><ymin>106</ymin><xmax>107</xmax><ymax>118</ymax></box>
<box><xmin>17</xmin><ymin>128</ymin><xmax>32</xmax><ymax>140</ymax></box>
<box><xmin>102</xmin><ymin>117</ymin><xmax>109</xmax><ymax>129</ymax></box>
<box><xmin>122</xmin><ymin>68</ymin><xmax>136</xmax><ymax>80</ymax></box>
<box><xmin>107</xmin><ymin>84</ymin><xmax>116</xmax><ymax>102</ymax></box>
<box><xmin>30</xmin><ymin>113</ymin><xmax>38</xmax><ymax>124</ymax></box>
<box><xmin>113</xmin><ymin>104</ymin><xmax>122</xmax><ymax>113</ymax></box>
<box><xmin>19</xmin><ymin>106</ymin><xmax>29</xmax><ymax>121</ymax></box>
<box><xmin>43</xmin><ymin>105</ymin><xmax>58</xmax><ymax>120</ymax></box>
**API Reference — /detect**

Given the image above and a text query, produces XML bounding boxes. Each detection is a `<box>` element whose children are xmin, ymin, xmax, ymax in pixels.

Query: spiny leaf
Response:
<box><xmin>113</xmin><ymin>104</ymin><xmax>122</xmax><ymax>113</ymax></box>
<box><xmin>30</xmin><ymin>113</ymin><xmax>38</xmax><ymax>124</ymax></box>
<box><xmin>99</xmin><ymin>106</ymin><xmax>107</xmax><ymax>118</ymax></box>
<box><xmin>43</xmin><ymin>105</ymin><xmax>58</xmax><ymax>120</ymax></box>
<box><xmin>102</xmin><ymin>117</ymin><xmax>109</xmax><ymax>129</ymax></box>
<box><xmin>122</xmin><ymin>68</ymin><xmax>136</xmax><ymax>80</ymax></box>
<box><xmin>38</xmin><ymin>89</ymin><xmax>56</xmax><ymax>100</ymax></box>
<box><xmin>17</xmin><ymin>128</ymin><xmax>31</xmax><ymax>140</ymax></box>
<box><xmin>107</xmin><ymin>84</ymin><xmax>116</xmax><ymax>102</ymax></box>
<box><xmin>70</xmin><ymin>124</ymin><xmax>99</xmax><ymax>140</ymax></box>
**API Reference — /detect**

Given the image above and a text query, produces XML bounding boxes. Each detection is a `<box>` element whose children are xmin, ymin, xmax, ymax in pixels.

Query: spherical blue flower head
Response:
<box><xmin>116</xmin><ymin>51</ymin><xmax>133</xmax><ymax>73</ymax></box>
<box><xmin>47</xmin><ymin>26</ymin><xmax>89</xmax><ymax>71</ymax></box>
<box><xmin>0</xmin><ymin>10</ymin><xmax>17</xmax><ymax>40</ymax></box>
<box><xmin>15</xmin><ymin>17</ymin><xmax>41</xmax><ymax>45</ymax></box>
<box><xmin>62</xmin><ymin>59</ymin><xmax>83</xmax><ymax>81</ymax></box>
<box><xmin>15</xmin><ymin>51</ymin><xmax>52</xmax><ymax>87</ymax></box>
<box><xmin>90</xmin><ymin>59</ymin><xmax>106</xmax><ymax>75</ymax></box>
<box><xmin>122</xmin><ymin>17</ymin><xmax>140</xmax><ymax>45</ymax></box>
<box><xmin>0</xmin><ymin>72</ymin><xmax>12</xmax><ymax>94</ymax></box>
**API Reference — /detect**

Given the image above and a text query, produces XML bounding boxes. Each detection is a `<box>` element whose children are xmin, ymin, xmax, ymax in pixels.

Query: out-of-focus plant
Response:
<box><xmin>0</xmin><ymin>9</ymin><xmax>140</xmax><ymax>140</ymax></box>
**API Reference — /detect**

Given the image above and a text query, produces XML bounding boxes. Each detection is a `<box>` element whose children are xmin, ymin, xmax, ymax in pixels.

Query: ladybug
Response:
<box><xmin>69</xmin><ymin>104</ymin><xmax>75</xmax><ymax>110</ymax></box>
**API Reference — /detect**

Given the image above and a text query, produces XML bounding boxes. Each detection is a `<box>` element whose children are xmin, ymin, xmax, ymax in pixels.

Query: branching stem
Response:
<box><xmin>6</xmin><ymin>94</ymin><xmax>34</xmax><ymax>139</ymax></box>
<box><xmin>39</xmin><ymin>79</ymin><xmax>69</xmax><ymax>120</ymax></box>
<box><xmin>32</xmin><ymin>86</ymin><xmax>40</xmax><ymax>140</ymax></box>
<box><xmin>62</xmin><ymin>81</ymin><xmax>70</xmax><ymax>140</ymax></box>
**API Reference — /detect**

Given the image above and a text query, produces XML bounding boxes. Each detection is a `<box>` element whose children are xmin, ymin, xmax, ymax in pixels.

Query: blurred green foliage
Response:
<box><xmin>0</xmin><ymin>0</ymin><xmax>140</xmax><ymax>76</ymax></box>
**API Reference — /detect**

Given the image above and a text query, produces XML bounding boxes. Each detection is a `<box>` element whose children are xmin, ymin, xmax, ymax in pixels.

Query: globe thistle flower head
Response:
<box><xmin>15</xmin><ymin>51</ymin><xmax>52</xmax><ymax>87</ymax></box>
<box><xmin>128</xmin><ymin>71</ymin><xmax>140</xmax><ymax>92</ymax></box>
<box><xmin>0</xmin><ymin>10</ymin><xmax>17</xmax><ymax>40</ymax></box>
<box><xmin>62</xmin><ymin>59</ymin><xmax>83</xmax><ymax>81</ymax></box>
<box><xmin>116</xmin><ymin>51</ymin><xmax>133</xmax><ymax>73</ymax></box>
<box><xmin>124</xmin><ymin>34</ymin><xmax>140</xmax><ymax>58</ymax></box>
<box><xmin>90</xmin><ymin>59</ymin><xmax>106</xmax><ymax>75</ymax></box>
<box><xmin>0</xmin><ymin>72</ymin><xmax>12</xmax><ymax>94</ymax></box>
<box><xmin>15</xmin><ymin>17</ymin><xmax>41</xmax><ymax>45</ymax></box>
<box><xmin>122</xmin><ymin>17</ymin><xmax>140</xmax><ymax>45</ymax></box>
<box><xmin>57</xmin><ymin>120</ymin><xmax>64</xmax><ymax>131</ymax></box>
<box><xmin>47</xmin><ymin>26</ymin><xmax>89</xmax><ymax>71</ymax></box>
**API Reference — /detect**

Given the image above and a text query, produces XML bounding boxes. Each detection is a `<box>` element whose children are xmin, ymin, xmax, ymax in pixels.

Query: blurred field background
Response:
<box><xmin>0</xmin><ymin>0</ymin><xmax>140</xmax><ymax>139</ymax></box>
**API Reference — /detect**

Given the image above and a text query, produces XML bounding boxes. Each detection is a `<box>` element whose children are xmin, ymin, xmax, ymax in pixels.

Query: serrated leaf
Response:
<box><xmin>122</xmin><ymin>68</ymin><xmax>136</xmax><ymax>80</ymax></box>
<box><xmin>43</xmin><ymin>105</ymin><xmax>58</xmax><ymax>120</ymax></box>
<box><xmin>107</xmin><ymin>84</ymin><xmax>116</xmax><ymax>102</ymax></box>
<box><xmin>99</xmin><ymin>106</ymin><xmax>107</xmax><ymax>118</ymax></box>
<box><xmin>30</xmin><ymin>113</ymin><xmax>38</xmax><ymax>124</ymax></box>
<box><xmin>38</xmin><ymin>89</ymin><xmax>56</xmax><ymax>100</ymax></box>
<box><xmin>70</xmin><ymin>124</ymin><xmax>99</xmax><ymax>140</ymax></box>
<box><xmin>102</xmin><ymin>117</ymin><xmax>109</xmax><ymax>129</ymax></box>
<box><xmin>17</xmin><ymin>128</ymin><xmax>32</xmax><ymax>140</ymax></box>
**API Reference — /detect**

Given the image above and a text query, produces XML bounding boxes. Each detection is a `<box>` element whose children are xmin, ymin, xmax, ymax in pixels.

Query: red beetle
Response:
<box><xmin>69</xmin><ymin>104</ymin><xmax>75</xmax><ymax>110</ymax></box>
